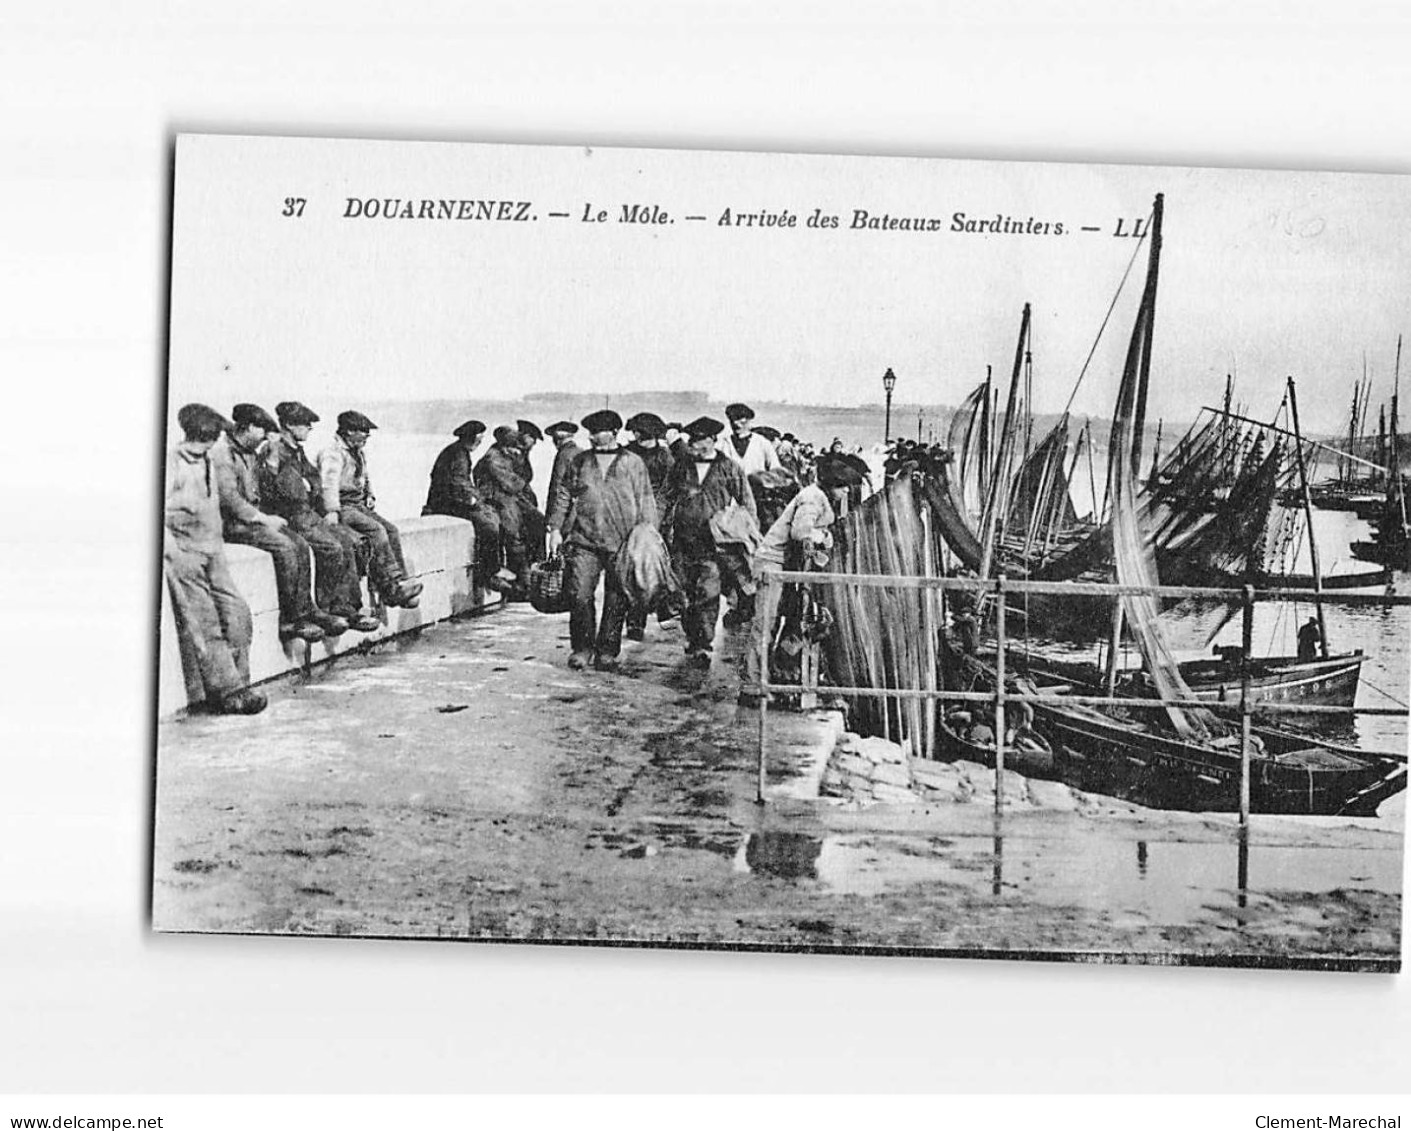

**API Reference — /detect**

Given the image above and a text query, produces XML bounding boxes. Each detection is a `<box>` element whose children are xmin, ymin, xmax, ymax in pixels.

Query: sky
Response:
<box><xmin>167</xmin><ymin>135</ymin><xmax>1411</xmax><ymax>438</ymax></box>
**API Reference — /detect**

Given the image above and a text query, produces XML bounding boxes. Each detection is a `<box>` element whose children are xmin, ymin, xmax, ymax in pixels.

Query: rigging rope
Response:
<box><xmin>1061</xmin><ymin>215</ymin><xmax>1152</xmax><ymax>419</ymax></box>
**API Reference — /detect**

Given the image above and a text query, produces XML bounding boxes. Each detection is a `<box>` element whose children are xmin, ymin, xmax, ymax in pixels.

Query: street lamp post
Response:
<box><xmin>883</xmin><ymin>367</ymin><xmax>897</xmax><ymax>443</ymax></box>
<box><xmin>917</xmin><ymin>406</ymin><xmax>924</xmax><ymax>443</ymax></box>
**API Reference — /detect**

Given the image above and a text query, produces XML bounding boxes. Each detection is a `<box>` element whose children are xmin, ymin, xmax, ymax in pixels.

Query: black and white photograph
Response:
<box><xmin>153</xmin><ymin>134</ymin><xmax>1407</xmax><ymax>969</ymax></box>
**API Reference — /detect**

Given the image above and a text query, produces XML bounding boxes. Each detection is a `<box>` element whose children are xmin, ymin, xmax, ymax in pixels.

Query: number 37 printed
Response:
<box><xmin>282</xmin><ymin>197</ymin><xmax>306</xmax><ymax>217</ymax></box>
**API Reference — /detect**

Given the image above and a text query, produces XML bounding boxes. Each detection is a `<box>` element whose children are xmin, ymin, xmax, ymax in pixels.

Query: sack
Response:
<box><xmin>708</xmin><ymin>499</ymin><xmax>763</xmax><ymax>551</ymax></box>
<box><xmin>614</xmin><ymin>524</ymin><xmax>680</xmax><ymax>612</ymax></box>
<box><xmin>528</xmin><ymin>554</ymin><xmax>572</xmax><ymax>614</ymax></box>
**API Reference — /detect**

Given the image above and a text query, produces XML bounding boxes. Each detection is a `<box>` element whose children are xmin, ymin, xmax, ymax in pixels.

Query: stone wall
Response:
<box><xmin>820</xmin><ymin>731</ymin><xmax>1089</xmax><ymax>810</ymax></box>
<box><xmin>158</xmin><ymin>515</ymin><xmax>498</xmax><ymax>717</ymax></box>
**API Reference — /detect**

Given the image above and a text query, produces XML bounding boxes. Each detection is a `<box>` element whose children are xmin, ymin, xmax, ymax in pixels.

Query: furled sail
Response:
<box><xmin>1106</xmin><ymin>194</ymin><xmax>1215</xmax><ymax>741</ymax></box>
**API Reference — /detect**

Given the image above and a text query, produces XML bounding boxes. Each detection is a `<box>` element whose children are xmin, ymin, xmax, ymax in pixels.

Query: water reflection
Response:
<box><xmin>735</xmin><ymin>818</ymin><xmax>1401</xmax><ymax>922</ymax></box>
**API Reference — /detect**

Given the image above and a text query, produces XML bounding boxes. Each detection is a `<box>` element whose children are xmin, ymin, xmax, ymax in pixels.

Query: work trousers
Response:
<box><xmin>340</xmin><ymin>503</ymin><xmax>408</xmax><ymax>593</ymax></box>
<box><xmin>489</xmin><ymin>497</ymin><xmax>528</xmax><ymax>576</ymax></box>
<box><xmin>564</xmin><ymin>543</ymin><xmax>630</xmax><ymax>659</ymax></box>
<box><xmin>675</xmin><ymin>545</ymin><xmax>752</xmax><ymax>651</ymax></box>
<box><xmin>288</xmin><ymin>515</ymin><xmax>365</xmax><ymax>618</ymax></box>
<box><xmin>224</xmin><ymin>521</ymin><xmax>316</xmax><ymax>624</ymax></box>
<box><xmin>165</xmin><ymin>545</ymin><xmax>252</xmax><ymax>705</ymax></box>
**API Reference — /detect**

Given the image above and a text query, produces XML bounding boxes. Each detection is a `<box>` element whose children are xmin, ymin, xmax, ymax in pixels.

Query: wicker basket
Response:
<box><xmin>528</xmin><ymin>555</ymin><xmax>572</xmax><ymax>614</ymax></box>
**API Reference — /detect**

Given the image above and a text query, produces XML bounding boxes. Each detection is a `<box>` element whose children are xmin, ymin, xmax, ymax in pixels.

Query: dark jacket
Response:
<box><xmin>474</xmin><ymin>443</ymin><xmax>528</xmax><ymax>508</ymax></box>
<box><xmin>626</xmin><ymin>440</ymin><xmax>675</xmax><ymax>521</ymax></box>
<box><xmin>547</xmin><ymin>447</ymin><xmax>657</xmax><ymax>553</ymax></box>
<box><xmin>663</xmin><ymin>452</ymin><xmax>755</xmax><ymax>558</ymax></box>
<box><xmin>423</xmin><ymin>441</ymin><xmax>483</xmax><ymax>518</ymax></box>
<box><xmin>212</xmin><ymin>433</ymin><xmax>267</xmax><ymax>529</ymax></box>
<box><xmin>260</xmin><ymin>432</ymin><xmax>325</xmax><ymax>524</ymax></box>
<box><xmin>546</xmin><ymin>441</ymin><xmax>583</xmax><ymax>529</ymax></box>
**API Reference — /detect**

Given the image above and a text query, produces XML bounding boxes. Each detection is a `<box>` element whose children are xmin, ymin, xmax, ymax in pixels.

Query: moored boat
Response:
<box><xmin>936</xmin><ymin>705</ymin><xmax>1057</xmax><ymax>780</ymax></box>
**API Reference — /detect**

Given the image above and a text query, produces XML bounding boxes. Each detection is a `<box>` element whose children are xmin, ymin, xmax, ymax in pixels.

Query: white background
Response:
<box><xmin>2</xmin><ymin>0</ymin><xmax>1409</xmax><ymax>1095</ymax></box>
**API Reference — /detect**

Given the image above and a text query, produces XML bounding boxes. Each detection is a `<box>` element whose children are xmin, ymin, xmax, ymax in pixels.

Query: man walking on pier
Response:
<box><xmin>546</xmin><ymin>409</ymin><xmax>657</xmax><ymax>673</ymax></box>
<box><xmin>263</xmin><ymin>402</ymin><xmax>380</xmax><ymax>633</ymax></box>
<box><xmin>164</xmin><ymin>403</ymin><xmax>265</xmax><ymax>715</ymax></box>
<box><xmin>544</xmin><ymin>420</ymin><xmax>583</xmax><ymax>515</ymax></box>
<box><xmin>319</xmin><ymin>410</ymin><xmax>424</xmax><ymax>609</ymax></box>
<box><xmin>664</xmin><ymin>416</ymin><xmax>758</xmax><ymax>668</ymax></box>
<box><xmin>215</xmin><ymin>403</ymin><xmax>346</xmax><ymax>643</ymax></box>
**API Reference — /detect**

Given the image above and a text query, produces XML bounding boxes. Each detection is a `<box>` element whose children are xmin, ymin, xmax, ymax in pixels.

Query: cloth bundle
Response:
<box><xmin>614</xmin><ymin>523</ymin><xmax>681</xmax><ymax>612</ymax></box>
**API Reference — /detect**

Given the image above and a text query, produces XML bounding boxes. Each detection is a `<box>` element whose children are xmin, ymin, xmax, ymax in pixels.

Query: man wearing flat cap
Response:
<box><xmin>163</xmin><ymin>403</ymin><xmax>265</xmax><ymax>715</ymax></box>
<box><xmin>546</xmin><ymin>409</ymin><xmax>656</xmax><ymax>672</ymax></box>
<box><xmin>511</xmin><ymin>419</ymin><xmax>548</xmax><ymax>569</ymax></box>
<box><xmin>544</xmin><ymin>421</ymin><xmax>582</xmax><ymax>517</ymax></box>
<box><xmin>214</xmin><ymin>403</ymin><xmax>345</xmax><ymax>643</ymax></box>
<box><xmin>262</xmin><ymin>402</ymin><xmax>380</xmax><ymax>633</ymax></box>
<box><xmin>721</xmin><ymin>403</ymin><xmax>782</xmax><ymax>478</ymax></box>
<box><xmin>474</xmin><ymin>425</ymin><xmax>534</xmax><ymax>593</ymax></box>
<box><xmin>422</xmin><ymin>420</ymin><xmax>508</xmax><ymax>590</ymax></box>
<box><xmin>662</xmin><ymin>416</ymin><xmax>759</xmax><ymax>667</ymax></box>
<box><xmin>319</xmin><ymin>410</ymin><xmax>424</xmax><ymax>609</ymax></box>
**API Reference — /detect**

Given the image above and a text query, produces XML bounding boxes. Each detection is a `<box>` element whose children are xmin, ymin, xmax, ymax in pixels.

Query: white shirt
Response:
<box><xmin>718</xmin><ymin>431</ymin><xmax>780</xmax><ymax>477</ymax></box>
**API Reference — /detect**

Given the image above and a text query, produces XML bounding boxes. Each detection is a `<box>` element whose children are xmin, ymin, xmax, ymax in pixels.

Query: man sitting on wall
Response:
<box><xmin>263</xmin><ymin>402</ymin><xmax>380</xmax><ymax>633</ymax></box>
<box><xmin>215</xmin><ymin>403</ymin><xmax>346</xmax><ymax>643</ymax></box>
<box><xmin>319</xmin><ymin>410</ymin><xmax>424</xmax><ymax>609</ymax></box>
<box><xmin>422</xmin><ymin>419</ymin><xmax>512</xmax><ymax>591</ymax></box>
<box><xmin>475</xmin><ymin>425</ymin><xmax>533</xmax><ymax>594</ymax></box>
<box><xmin>164</xmin><ymin>403</ymin><xmax>265</xmax><ymax>715</ymax></box>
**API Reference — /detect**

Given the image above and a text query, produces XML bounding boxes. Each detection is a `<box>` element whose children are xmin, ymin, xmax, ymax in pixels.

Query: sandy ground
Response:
<box><xmin>152</xmin><ymin>604</ymin><xmax>1404</xmax><ymax>969</ymax></box>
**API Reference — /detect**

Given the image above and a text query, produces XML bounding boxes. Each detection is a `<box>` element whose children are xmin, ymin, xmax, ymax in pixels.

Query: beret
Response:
<box><xmin>581</xmin><ymin>409</ymin><xmax>624</xmax><ymax>434</ymax></box>
<box><xmin>683</xmin><ymin>415</ymin><xmax>724</xmax><ymax>441</ymax></box>
<box><xmin>453</xmin><ymin>419</ymin><xmax>486</xmax><ymax>440</ymax></box>
<box><xmin>625</xmin><ymin>411</ymin><xmax>666</xmax><ymax>438</ymax></box>
<box><xmin>545</xmin><ymin>420</ymin><xmax>578</xmax><ymax>436</ymax></box>
<box><xmin>724</xmin><ymin>402</ymin><xmax>754</xmax><ymax>421</ymax></box>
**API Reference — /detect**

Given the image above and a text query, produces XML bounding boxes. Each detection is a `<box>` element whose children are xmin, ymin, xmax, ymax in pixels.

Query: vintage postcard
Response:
<box><xmin>154</xmin><ymin>134</ymin><xmax>1407</xmax><ymax>969</ymax></box>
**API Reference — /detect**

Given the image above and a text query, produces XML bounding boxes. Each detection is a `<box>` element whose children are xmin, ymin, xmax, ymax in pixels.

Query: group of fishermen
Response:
<box><xmin>422</xmin><ymin>403</ymin><xmax>842</xmax><ymax>682</ymax></box>
<box><xmin>164</xmin><ymin>396</ymin><xmax>859</xmax><ymax>716</ymax></box>
<box><xmin>164</xmin><ymin>400</ymin><xmax>424</xmax><ymax>715</ymax></box>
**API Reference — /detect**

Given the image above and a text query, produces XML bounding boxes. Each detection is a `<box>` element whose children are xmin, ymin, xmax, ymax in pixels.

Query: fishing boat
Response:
<box><xmin>936</xmin><ymin>704</ymin><xmax>1057</xmax><ymax>780</ymax></box>
<box><xmin>1023</xmin><ymin>671</ymin><xmax>1405</xmax><ymax>816</ymax></box>
<box><xmin>1011</xmin><ymin>193</ymin><xmax>1405</xmax><ymax>816</ymax></box>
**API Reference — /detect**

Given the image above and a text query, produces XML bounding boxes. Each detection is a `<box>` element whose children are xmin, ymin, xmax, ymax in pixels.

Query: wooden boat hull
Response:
<box><xmin>1030</xmin><ymin>699</ymin><xmax>1406</xmax><ymax>816</ymax></box>
<box><xmin>1258</xmin><ymin>568</ymin><xmax>1392</xmax><ymax>590</ymax></box>
<box><xmin>1176</xmin><ymin>652</ymin><xmax>1364</xmax><ymax>711</ymax></box>
<box><xmin>954</xmin><ymin>652</ymin><xmax>1403</xmax><ymax>816</ymax></box>
<box><xmin>935</xmin><ymin>717</ymin><xmax>1057</xmax><ymax>779</ymax></box>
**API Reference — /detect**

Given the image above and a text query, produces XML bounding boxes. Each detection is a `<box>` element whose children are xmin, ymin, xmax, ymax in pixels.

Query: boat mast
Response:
<box><xmin>1105</xmin><ymin>193</ymin><xmax>1163</xmax><ymax>696</ymax></box>
<box><xmin>977</xmin><ymin>304</ymin><xmax>1031</xmax><ymax>582</ymax></box>
<box><xmin>1286</xmin><ymin>375</ymin><xmax>1330</xmax><ymax>659</ymax></box>
<box><xmin>979</xmin><ymin>364</ymin><xmax>993</xmax><ymax>503</ymax></box>
<box><xmin>1393</xmin><ymin>335</ymin><xmax>1409</xmax><ymax>568</ymax></box>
